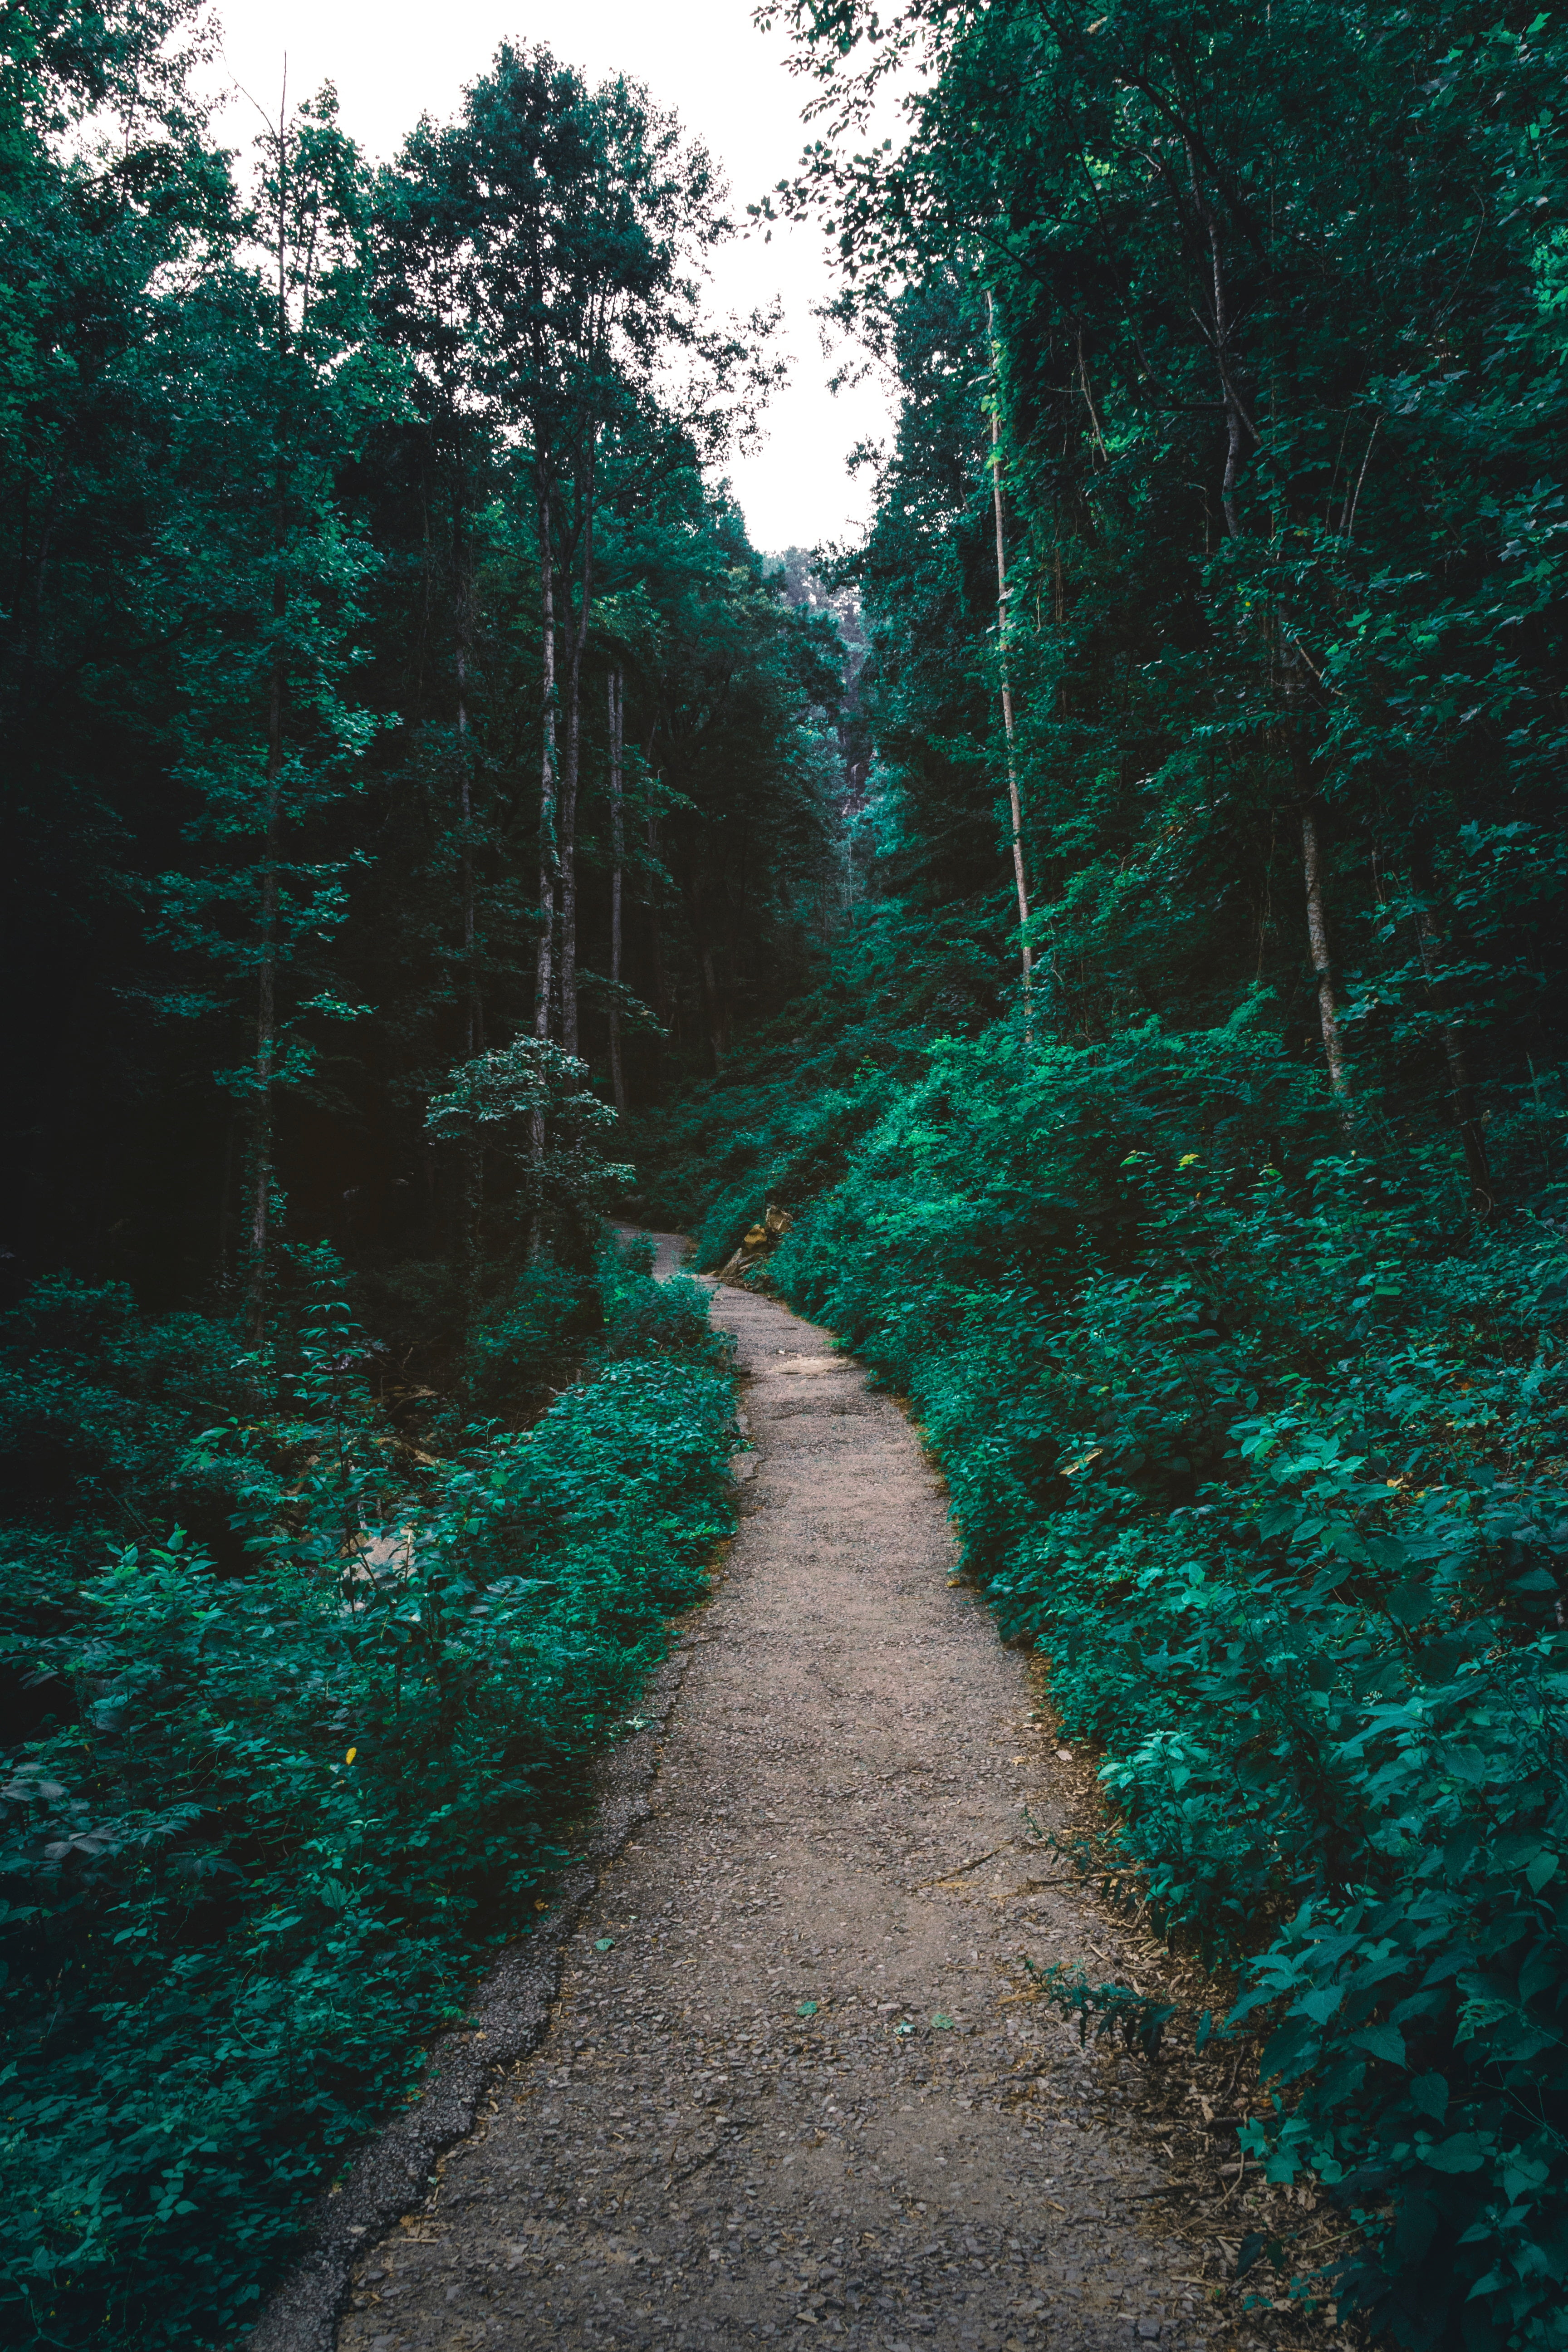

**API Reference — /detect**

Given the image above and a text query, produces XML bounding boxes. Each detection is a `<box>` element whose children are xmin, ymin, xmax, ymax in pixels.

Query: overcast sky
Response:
<box><xmin>210</xmin><ymin>0</ymin><xmax>896</xmax><ymax>553</ymax></box>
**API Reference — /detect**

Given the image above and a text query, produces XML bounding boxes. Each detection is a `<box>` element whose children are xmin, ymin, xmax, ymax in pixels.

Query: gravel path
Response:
<box><xmin>334</xmin><ymin>1247</ymin><xmax>1209</xmax><ymax>2352</ymax></box>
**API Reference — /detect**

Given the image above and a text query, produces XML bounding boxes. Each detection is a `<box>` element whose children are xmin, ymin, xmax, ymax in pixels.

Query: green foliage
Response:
<box><xmin>1026</xmin><ymin>1962</ymin><xmax>1180</xmax><ymax>2065</ymax></box>
<box><xmin>0</xmin><ymin>1240</ymin><xmax>734</xmax><ymax>2349</ymax></box>
<box><xmin>594</xmin><ymin>1245</ymin><xmax>726</xmax><ymax>1367</ymax></box>
<box><xmin>426</xmin><ymin>1036</ymin><xmax>633</xmax><ymax>1240</ymax></box>
<box><xmin>0</xmin><ymin>1278</ymin><xmax>244</xmax><ymax>1525</ymax></box>
<box><xmin>460</xmin><ymin>1259</ymin><xmax>594</xmax><ymax>1411</ymax></box>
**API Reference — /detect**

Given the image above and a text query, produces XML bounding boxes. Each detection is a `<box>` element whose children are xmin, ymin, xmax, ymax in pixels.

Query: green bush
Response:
<box><xmin>0</xmin><ymin>1276</ymin><xmax>255</xmax><ymax>1545</ymax></box>
<box><xmin>0</xmin><ymin>1243</ymin><xmax>735</xmax><ymax>2349</ymax></box>
<box><xmin>461</xmin><ymin>1259</ymin><xmax>596</xmax><ymax>1410</ymax></box>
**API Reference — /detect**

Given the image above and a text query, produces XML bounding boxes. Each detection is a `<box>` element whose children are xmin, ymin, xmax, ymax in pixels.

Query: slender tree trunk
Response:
<box><xmin>987</xmin><ymin>293</ymin><xmax>1032</xmax><ymax>1025</ymax></box>
<box><xmin>647</xmin><ymin>802</ymin><xmax>669</xmax><ymax>1071</ymax></box>
<box><xmin>608</xmin><ymin>663</ymin><xmax>626</xmax><ymax>1118</ymax></box>
<box><xmin>1299</xmin><ymin>801</ymin><xmax>1350</xmax><ymax>1106</ymax></box>
<box><xmin>524</xmin><ymin>474</ymin><xmax>561</xmax><ymax>1259</ymax></box>
<box><xmin>250</xmin><ymin>645</ymin><xmax>282</xmax><ymax>1334</ymax></box>
<box><xmin>1282</xmin><ymin>630</ymin><xmax>1350</xmax><ymax>1116</ymax></box>
<box><xmin>534</xmin><ymin>472</ymin><xmax>559</xmax><ymax>1043</ymax></box>
<box><xmin>1413</xmin><ymin>873</ymin><xmax>1493</xmax><ymax>1215</ymax></box>
<box><xmin>1188</xmin><ymin>156</ymin><xmax>1258</xmax><ymax>540</ymax></box>
<box><xmin>558</xmin><ymin>447</ymin><xmax>597</xmax><ymax>1064</ymax></box>
<box><xmin>456</xmin><ymin>645</ymin><xmax>483</xmax><ymax>1058</ymax></box>
<box><xmin>248</xmin><ymin>109</ymin><xmax>291</xmax><ymax>1337</ymax></box>
<box><xmin>454</xmin><ymin>491</ymin><xmax>482</xmax><ymax>1058</ymax></box>
<box><xmin>249</xmin><ymin>427</ymin><xmax>286</xmax><ymax>1330</ymax></box>
<box><xmin>699</xmin><ymin>938</ymin><xmax>726</xmax><ymax>1071</ymax></box>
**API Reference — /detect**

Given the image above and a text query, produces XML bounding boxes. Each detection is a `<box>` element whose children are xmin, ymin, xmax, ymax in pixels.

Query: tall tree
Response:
<box><xmin>0</xmin><ymin>0</ymin><xmax>228</xmax><ymax>1284</ymax></box>
<box><xmin>154</xmin><ymin>87</ymin><xmax>386</xmax><ymax>1316</ymax></box>
<box><xmin>387</xmin><ymin>47</ymin><xmax>729</xmax><ymax>1063</ymax></box>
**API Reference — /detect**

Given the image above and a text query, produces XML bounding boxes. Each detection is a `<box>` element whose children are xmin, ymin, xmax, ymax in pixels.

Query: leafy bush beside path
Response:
<box><xmin>0</xmin><ymin>1242</ymin><xmax>735</xmax><ymax>2350</ymax></box>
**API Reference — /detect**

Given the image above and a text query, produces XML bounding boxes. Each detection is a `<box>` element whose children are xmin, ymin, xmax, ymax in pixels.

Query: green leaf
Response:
<box><xmin>1409</xmin><ymin>2073</ymin><xmax>1449</xmax><ymax>2122</ymax></box>
<box><xmin>1423</xmin><ymin>2132</ymin><xmax>1489</xmax><ymax>2173</ymax></box>
<box><xmin>1349</xmin><ymin>2022</ymin><xmax>1406</xmax><ymax>2066</ymax></box>
<box><xmin>1298</xmin><ymin>1986</ymin><xmax>1345</xmax><ymax>2026</ymax></box>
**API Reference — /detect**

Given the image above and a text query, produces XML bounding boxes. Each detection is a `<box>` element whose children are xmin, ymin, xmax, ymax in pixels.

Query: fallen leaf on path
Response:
<box><xmin>594</xmin><ymin>1938</ymin><xmax>614</xmax><ymax>1952</ymax></box>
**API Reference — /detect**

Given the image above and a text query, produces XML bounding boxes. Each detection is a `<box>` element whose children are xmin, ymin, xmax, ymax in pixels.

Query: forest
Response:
<box><xmin>2</xmin><ymin>0</ymin><xmax>1565</xmax><ymax>2347</ymax></box>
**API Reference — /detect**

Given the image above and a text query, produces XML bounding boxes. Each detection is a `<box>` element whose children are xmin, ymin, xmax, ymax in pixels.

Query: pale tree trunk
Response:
<box><xmin>1299</xmin><ymin>801</ymin><xmax>1350</xmax><ymax>1107</ymax></box>
<box><xmin>534</xmin><ymin>471</ymin><xmax>559</xmax><ymax>1044</ymax></box>
<box><xmin>454</xmin><ymin>500</ymin><xmax>482</xmax><ymax>1058</ymax></box>
<box><xmin>456</xmin><ymin>652</ymin><xmax>483</xmax><ymax>1058</ymax></box>
<box><xmin>525</xmin><ymin>474</ymin><xmax>560</xmax><ymax>1258</ymax></box>
<box><xmin>646</xmin><ymin>801</ymin><xmax>670</xmax><ymax>1067</ymax></box>
<box><xmin>249</xmin><ymin>611</ymin><xmax>283</xmax><ymax>1336</ymax></box>
<box><xmin>608</xmin><ymin>664</ymin><xmax>626</xmax><ymax>1118</ymax></box>
<box><xmin>1187</xmin><ymin>149</ymin><xmax>1257</xmax><ymax>541</ymax></box>
<box><xmin>699</xmin><ymin>937</ymin><xmax>726</xmax><ymax>1071</ymax></box>
<box><xmin>250</xmin><ymin>127</ymin><xmax>290</xmax><ymax>1335</ymax></box>
<box><xmin>558</xmin><ymin>441</ymin><xmax>598</xmax><ymax>1063</ymax></box>
<box><xmin>987</xmin><ymin>292</ymin><xmax>1032</xmax><ymax>1024</ymax></box>
<box><xmin>1283</xmin><ymin>628</ymin><xmax>1351</xmax><ymax>1116</ymax></box>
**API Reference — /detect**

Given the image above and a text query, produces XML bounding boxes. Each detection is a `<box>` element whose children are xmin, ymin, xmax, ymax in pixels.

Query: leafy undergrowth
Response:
<box><xmin>0</xmin><ymin>1236</ymin><xmax>735</xmax><ymax>2350</ymax></box>
<box><xmin>666</xmin><ymin>1008</ymin><xmax>1568</xmax><ymax>2352</ymax></box>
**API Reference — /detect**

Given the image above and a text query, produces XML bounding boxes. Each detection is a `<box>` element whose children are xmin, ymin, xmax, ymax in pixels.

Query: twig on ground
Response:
<box><xmin>911</xmin><ymin>1845</ymin><xmax>1006</xmax><ymax>1889</ymax></box>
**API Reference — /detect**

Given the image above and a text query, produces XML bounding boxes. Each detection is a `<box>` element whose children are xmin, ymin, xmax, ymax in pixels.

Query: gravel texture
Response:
<box><xmin>270</xmin><ymin>1240</ymin><xmax>1241</xmax><ymax>2352</ymax></box>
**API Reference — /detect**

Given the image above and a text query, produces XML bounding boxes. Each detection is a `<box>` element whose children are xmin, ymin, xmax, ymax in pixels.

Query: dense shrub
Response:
<box><xmin>460</xmin><ymin>1259</ymin><xmax>598</xmax><ymax>1411</ymax></box>
<box><xmin>0</xmin><ymin>1277</ymin><xmax>255</xmax><ymax>1544</ymax></box>
<box><xmin>0</xmin><ymin>1240</ymin><xmax>735</xmax><ymax>2349</ymax></box>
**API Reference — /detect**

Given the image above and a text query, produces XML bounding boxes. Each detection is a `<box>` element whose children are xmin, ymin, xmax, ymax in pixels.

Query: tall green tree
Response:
<box><xmin>0</xmin><ymin>0</ymin><xmax>228</xmax><ymax>1283</ymax></box>
<box><xmin>153</xmin><ymin>86</ymin><xmax>390</xmax><ymax>1316</ymax></box>
<box><xmin>383</xmin><ymin>46</ymin><xmax>731</xmax><ymax>1061</ymax></box>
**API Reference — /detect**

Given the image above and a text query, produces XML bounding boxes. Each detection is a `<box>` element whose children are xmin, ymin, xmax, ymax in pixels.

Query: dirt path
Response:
<box><xmin>333</xmin><ymin>1253</ymin><xmax>1211</xmax><ymax>2352</ymax></box>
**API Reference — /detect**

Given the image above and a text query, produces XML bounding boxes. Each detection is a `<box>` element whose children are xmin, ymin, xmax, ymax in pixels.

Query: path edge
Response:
<box><xmin>244</xmin><ymin>1635</ymin><xmax>699</xmax><ymax>2352</ymax></box>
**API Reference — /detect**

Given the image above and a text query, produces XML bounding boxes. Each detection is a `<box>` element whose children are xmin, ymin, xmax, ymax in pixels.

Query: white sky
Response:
<box><xmin>210</xmin><ymin>0</ymin><xmax>896</xmax><ymax>551</ymax></box>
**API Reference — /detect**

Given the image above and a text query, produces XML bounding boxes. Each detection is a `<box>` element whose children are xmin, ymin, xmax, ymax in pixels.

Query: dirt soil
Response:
<box><xmin>330</xmin><ymin>1246</ymin><xmax>1316</xmax><ymax>2352</ymax></box>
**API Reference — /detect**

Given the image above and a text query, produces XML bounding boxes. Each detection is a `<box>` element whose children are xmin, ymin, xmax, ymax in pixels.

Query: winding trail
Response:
<box><xmin>333</xmin><ymin>1245</ymin><xmax>1206</xmax><ymax>2352</ymax></box>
